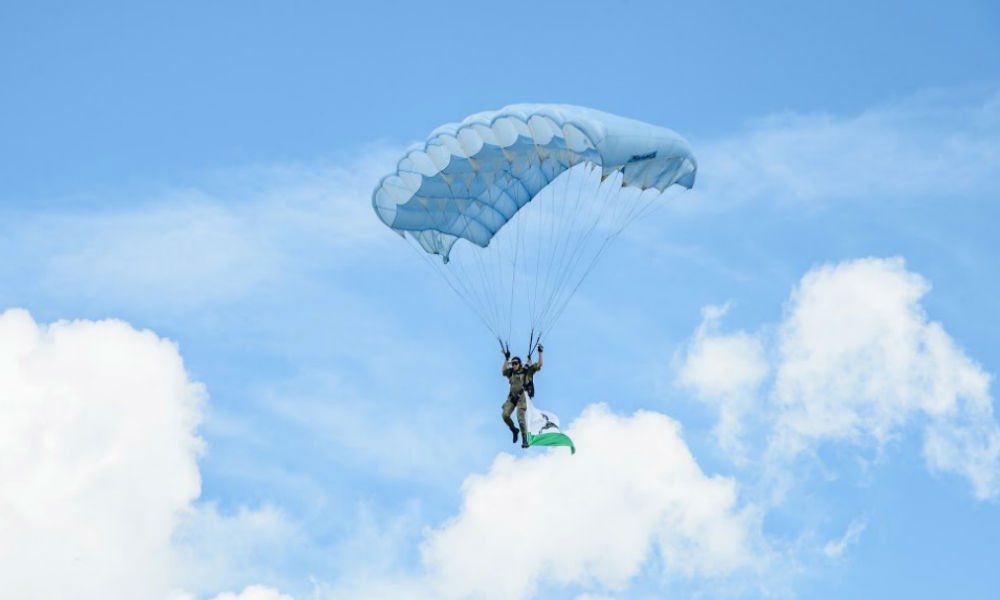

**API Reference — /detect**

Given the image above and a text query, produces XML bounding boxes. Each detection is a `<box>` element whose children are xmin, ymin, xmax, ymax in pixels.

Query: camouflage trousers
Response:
<box><xmin>502</xmin><ymin>392</ymin><xmax>528</xmax><ymax>432</ymax></box>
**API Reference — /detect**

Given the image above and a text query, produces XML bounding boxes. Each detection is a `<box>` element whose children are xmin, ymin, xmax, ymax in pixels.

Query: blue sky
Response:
<box><xmin>2</xmin><ymin>2</ymin><xmax>999</xmax><ymax>599</ymax></box>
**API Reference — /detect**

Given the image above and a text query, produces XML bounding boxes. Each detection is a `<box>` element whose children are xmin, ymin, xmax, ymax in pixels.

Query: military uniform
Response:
<box><xmin>502</xmin><ymin>364</ymin><xmax>539</xmax><ymax>434</ymax></box>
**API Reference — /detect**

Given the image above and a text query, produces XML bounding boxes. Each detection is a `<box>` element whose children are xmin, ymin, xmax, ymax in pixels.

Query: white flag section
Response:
<box><xmin>525</xmin><ymin>397</ymin><xmax>575</xmax><ymax>454</ymax></box>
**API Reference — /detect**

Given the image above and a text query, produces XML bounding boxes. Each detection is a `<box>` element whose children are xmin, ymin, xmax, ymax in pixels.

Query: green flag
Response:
<box><xmin>526</xmin><ymin>398</ymin><xmax>575</xmax><ymax>454</ymax></box>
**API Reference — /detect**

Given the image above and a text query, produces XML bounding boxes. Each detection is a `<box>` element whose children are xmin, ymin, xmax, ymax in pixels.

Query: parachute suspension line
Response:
<box><xmin>528</xmin><ymin>152</ymin><xmax>553</xmax><ymax>323</ymax></box>
<box><xmin>613</xmin><ymin>157</ymin><xmax>694</xmax><ymax>237</ymax></box>
<box><xmin>468</xmin><ymin>154</ymin><xmax>527</xmax><ymax>342</ymax></box>
<box><xmin>531</xmin><ymin>163</ymin><xmax>560</xmax><ymax>334</ymax></box>
<box><xmin>532</xmin><ymin>150</ymin><xmax>577</xmax><ymax>333</ymax></box>
<box><xmin>400</xmin><ymin>178</ymin><xmax>479</xmax><ymax>320</ymax></box>
<box><xmin>469</xmin><ymin>167</ymin><xmax>520</xmax><ymax>339</ymax></box>
<box><xmin>545</xmin><ymin>214</ymin><xmax>621</xmax><ymax>335</ymax></box>
<box><xmin>403</xmin><ymin>235</ymin><xmax>499</xmax><ymax>339</ymax></box>
<box><xmin>537</xmin><ymin>166</ymin><xmax>637</xmax><ymax>334</ymax></box>
<box><xmin>528</xmin><ymin>160</ymin><xmax>577</xmax><ymax>336</ymax></box>
<box><xmin>452</xmin><ymin>253</ymin><xmax>492</xmax><ymax>330</ymax></box>
<box><xmin>544</xmin><ymin>173</ymin><xmax>664</xmax><ymax>335</ymax></box>
<box><xmin>617</xmin><ymin>189</ymin><xmax>659</xmax><ymax>235</ymax></box>
<box><xmin>528</xmin><ymin>131</ymin><xmax>574</xmax><ymax>352</ymax></box>
<box><xmin>410</xmin><ymin>166</ymin><xmax>510</xmax><ymax>342</ymax></box>
<box><xmin>494</xmin><ymin>172</ymin><xmax>517</xmax><ymax>335</ymax></box>
<box><xmin>442</xmin><ymin>184</ymin><xmax>498</xmax><ymax>333</ymax></box>
<box><xmin>490</xmin><ymin>175</ymin><xmax>515</xmax><ymax>333</ymax></box>
<box><xmin>436</xmin><ymin>251</ymin><xmax>499</xmax><ymax>339</ymax></box>
<box><xmin>492</xmin><ymin>189</ymin><xmax>513</xmax><ymax>334</ymax></box>
<box><xmin>535</xmin><ymin>159</ymin><xmax>589</xmax><ymax>333</ymax></box>
<box><xmin>501</xmin><ymin>167</ymin><xmax>526</xmax><ymax>341</ymax></box>
<box><xmin>506</xmin><ymin>160</ymin><xmax>525</xmax><ymax>345</ymax></box>
<box><xmin>453</xmin><ymin>170</ymin><xmax>496</xmax><ymax>334</ymax></box>
<box><xmin>526</xmin><ymin>168</ymin><xmax>539</xmax><ymax>321</ymax></box>
<box><xmin>560</xmin><ymin>175</ymin><xmax>636</xmax><ymax>309</ymax></box>
<box><xmin>547</xmin><ymin>186</ymin><xmax>648</xmax><ymax>332</ymax></box>
<box><xmin>476</xmin><ymin>142</ymin><xmax>579</xmax><ymax>348</ymax></box>
<box><xmin>532</xmin><ymin>150</ymin><xmax>563</xmax><ymax>321</ymax></box>
<box><xmin>498</xmin><ymin>336</ymin><xmax>510</xmax><ymax>360</ymax></box>
<box><xmin>468</xmin><ymin>216</ymin><xmax>501</xmax><ymax>332</ymax></box>
<box><xmin>480</xmin><ymin>169</ymin><xmax>510</xmax><ymax>344</ymax></box>
<box><xmin>520</xmin><ymin>130</ymin><xmax>548</xmax><ymax>344</ymax></box>
<box><xmin>534</xmin><ymin>165</ymin><xmax>617</xmax><ymax>333</ymax></box>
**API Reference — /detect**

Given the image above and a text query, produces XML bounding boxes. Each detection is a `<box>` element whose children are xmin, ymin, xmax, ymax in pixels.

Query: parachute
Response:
<box><xmin>372</xmin><ymin>104</ymin><xmax>696</xmax><ymax>354</ymax></box>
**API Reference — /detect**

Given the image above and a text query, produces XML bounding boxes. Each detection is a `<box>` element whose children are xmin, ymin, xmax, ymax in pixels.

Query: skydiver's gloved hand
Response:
<box><xmin>537</xmin><ymin>344</ymin><xmax>544</xmax><ymax>353</ymax></box>
<box><xmin>504</xmin><ymin>349</ymin><xmax>511</xmax><ymax>359</ymax></box>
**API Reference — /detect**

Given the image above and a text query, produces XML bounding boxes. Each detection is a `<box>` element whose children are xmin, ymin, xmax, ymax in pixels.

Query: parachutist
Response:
<box><xmin>501</xmin><ymin>349</ymin><xmax>543</xmax><ymax>448</ymax></box>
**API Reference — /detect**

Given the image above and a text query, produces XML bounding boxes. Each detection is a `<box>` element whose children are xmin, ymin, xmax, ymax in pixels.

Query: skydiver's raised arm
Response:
<box><xmin>535</xmin><ymin>344</ymin><xmax>543</xmax><ymax>370</ymax></box>
<box><xmin>501</xmin><ymin>348</ymin><xmax>510</xmax><ymax>375</ymax></box>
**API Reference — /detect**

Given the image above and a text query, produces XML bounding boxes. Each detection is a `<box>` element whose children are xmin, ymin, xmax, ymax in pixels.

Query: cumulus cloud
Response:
<box><xmin>677</xmin><ymin>303</ymin><xmax>768</xmax><ymax>459</ymax></box>
<box><xmin>0</xmin><ymin>308</ymin><xmax>204</xmax><ymax>599</ymax></box>
<box><xmin>677</xmin><ymin>257</ymin><xmax>1000</xmax><ymax>500</ymax></box>
<box><xmin>769</xmin><ymin>258</ymin><xmax>1000</xmax><ymax>499</ymax></box>
<box><xmin>0</xmin><ymin>308</ymin><xmax>300</xmax><ymax>600</ymax></box>
<box><xmin>421</xmin><ymin>404</ymin><xmax>765</xmax><ymax>600</ymax></box>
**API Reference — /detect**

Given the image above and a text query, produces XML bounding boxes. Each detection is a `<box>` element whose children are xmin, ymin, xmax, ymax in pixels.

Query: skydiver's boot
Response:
<box><xmin>504</xmin><ymin>417</ymin><xmax>519</xmax><ymax>444</ymax></box>
<box><xmin>521</xmin><ymin>425</ymin><xmax>530</xmax><ymax>448</ymax></box>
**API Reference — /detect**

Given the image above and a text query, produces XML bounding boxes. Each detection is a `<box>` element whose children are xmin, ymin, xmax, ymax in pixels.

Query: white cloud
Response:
<box><xmin>311</xmin><ymin>579</ymin><xmax>437</xmax><ymax>600</ymax></box>
<box><xmin>210</xmin><ymin>585</ymin><xmax>295</xmax><ymax>600</ymax></box>
<box><xmin>822</xmin><ymin>519</ymin><xmax>867</xmax><ymax>559</ymax></box>
<box><xmin>421</xmin><ymin>404</ymin><xmax>765</xmax><ymax>600</ymax></box>
<box><xmin>690</xmin><ymin>90</ymin><xmax>1000</xmax><ymax>211</ymax></box>
<box><xmin>261</xmin><ymin>377</ymin><xmax>493</xmax><ymax>485</ymax></box>
<box><xmin>770</xmin><ymin>258</ymin><xmax>1000</xmax><ymax>499</ymax></box>
<box><xmin>771</xmin><ymin>257</ymin><xmax>937</xmax><ymax>450</ymax></box>
<box><xmin>39</xmin><ymin>200</ymin><xmax>278</xmax><ymax>308</ymax></box>
<box><xmin>0</xmin><ymin>307</ymin><xmax>302</xmax><ymax>600</ymax></box>
<box><xmin>676</xmin><ymin>303</ymin><xmax>768</xmax><ymax>459</ymax></box>
<box><xmin>173</xmin><ymin>503</ymin><xmax>305</xmax><ymax>597</ymax></box>
<box><xmin>0</xmin><ymin>308</ymin><xmax>204</xmax><ymax>599</ymax></box>
<box><xmin>676</xmin><ymin>257</ymin><xmax>1000</xmax><ymax>500</ymax></box>
<box><xmin>0</xmin><ymin>147</ymin><xmax>402</xmax><ymax>312</ymax></box>
<box><xmin>174</xmin><ymin>585</ymin><xmax>296</xmax><ymax>600</ymax></box>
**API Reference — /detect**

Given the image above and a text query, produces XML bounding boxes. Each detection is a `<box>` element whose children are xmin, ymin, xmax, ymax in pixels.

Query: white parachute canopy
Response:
<box><xmin>372</xmin><ymin>104</ymin><xmax>697</xmax><ymax>353</ymax></box>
